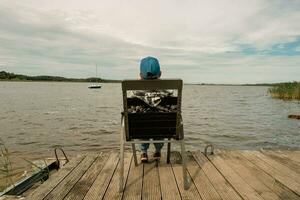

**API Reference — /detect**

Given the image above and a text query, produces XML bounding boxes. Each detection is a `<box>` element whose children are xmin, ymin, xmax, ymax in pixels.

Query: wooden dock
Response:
<box><xmin>2</xmin><ymin>150</ymin><xmax>300</xmax><ymax>200</ymax></box>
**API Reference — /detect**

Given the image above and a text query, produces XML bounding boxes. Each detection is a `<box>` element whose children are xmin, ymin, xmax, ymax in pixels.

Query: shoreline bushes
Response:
<box><xmin>268</xmin><ymin>82</ymin><xmax>300</xmax><ymax>100</ymax></box>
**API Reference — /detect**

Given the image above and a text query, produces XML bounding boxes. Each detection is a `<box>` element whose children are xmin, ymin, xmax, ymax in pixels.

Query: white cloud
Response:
<box><xmin>0</xmin><ymin>0</ymin><xmax>299</xmax><ymax>83</ymax></box>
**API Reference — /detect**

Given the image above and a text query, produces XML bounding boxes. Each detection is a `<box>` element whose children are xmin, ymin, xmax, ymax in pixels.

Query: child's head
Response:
<box><xmin>140</xmin><ymin>56</ymin><xmax>161</xmax><ymax>80</ymax></box>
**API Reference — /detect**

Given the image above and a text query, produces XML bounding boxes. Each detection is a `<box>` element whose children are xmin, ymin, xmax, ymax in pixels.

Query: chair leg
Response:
<box><xmin>131</xmin><ymin>143</ymin><xmax>138</xmax><ymax>166</ymax></box>
<box><xmin>180</xmin><ymin>140</ymin><xmax>189</xmax><ymax>190</ymax></box>
<box><xmin>119</xmin><ymin>140</ymin><xmax>124</xmax><ymax>192</ymax></box>
<box><xmin>167</xmin><ymin>140</ymin><xmax>171</xmax><ymax>164</ymax></box>
<box><xmin>119</xmin><ymin>119</ymin><xmax>125</xmax><ymax>192</ymax></box>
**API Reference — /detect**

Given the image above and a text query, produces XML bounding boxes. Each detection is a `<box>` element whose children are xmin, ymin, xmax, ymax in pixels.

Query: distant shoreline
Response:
<box><xmin>0</xmin><ymin>71</ymin><xmax>297</xmax><ymax>86</ymax></box>
<box><xmin>0</xmin><ymin>79</ymin><xmax>274</xmax><ymax>86</ymax></box>
<box><xmin>0</xmin><ymin>80</ymin><xmax>273</xmax><ymax>86</ymax></box>
<box><xmin>0</xmin><ymin>71</ymin><xmax>121</xmax><ymax>83</ymax></box>
<box><xmin>0</xmin><ymin>79</ymin><xmax>121</xmax><ymax>83</ymax></box>
<box><xmin>185</xmin><ymin>83</ymin><xmax>274</xmax><ymax>86</ymax></box>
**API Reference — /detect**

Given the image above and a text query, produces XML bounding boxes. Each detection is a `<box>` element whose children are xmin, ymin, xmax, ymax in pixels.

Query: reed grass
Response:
<box><xmin>268</xmin><ymin>82</ymin><xmax>300</xmax><ymax>100</ymax></box>
<box><xmin>1</xmin><ymin>138</ymin><xmax>50</xmax><ymax>193</ymax></box>
<box><xmin>0</xmin><ymin>138</ymin><xmax>15</xmax><ymax>191</ymax></box>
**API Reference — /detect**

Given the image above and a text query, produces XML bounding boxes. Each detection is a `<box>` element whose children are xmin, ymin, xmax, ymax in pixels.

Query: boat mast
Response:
<box><xmin>96</xmin><ymin>64</ymin><xmax>98</xmax><ymax>79</ymax></box>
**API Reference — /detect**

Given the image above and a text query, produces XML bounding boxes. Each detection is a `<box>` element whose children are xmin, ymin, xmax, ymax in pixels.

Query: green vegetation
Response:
<box><xmin>0</xmin><ymin>71</ymin><xmax>121</xmax><ymax>83</ymax></box>
<box><xmin>0</xmin><ymin>138</ymin><xmax>15</xmax><ymax>191</ymax></box>
<box><xmin>0</xmin><ymin>138</ymin><xmax>50</xmax><ymax>193</ymax></box>
<box><xmin>268</xmin><ymin>82</ymin><xmax>300</xmax><ymax>100</ymax></box>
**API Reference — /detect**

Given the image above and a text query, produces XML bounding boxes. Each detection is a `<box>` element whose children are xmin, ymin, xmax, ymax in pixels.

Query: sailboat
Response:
<box><xmin>89</xmin><ymin>64</ymin><xmax>102</xmax><ymax>89</ymax></box>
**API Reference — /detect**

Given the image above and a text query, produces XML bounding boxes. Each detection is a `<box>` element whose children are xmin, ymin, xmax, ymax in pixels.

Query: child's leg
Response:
<box><xmin>154</xmin><ymin>143</ymin><xmax>164</xmax><ymax>153</ymax></box>
<box><xmin>140</xmin><ymin>143</ymin><xmax>150</xmax><ymax>153</ymax></box>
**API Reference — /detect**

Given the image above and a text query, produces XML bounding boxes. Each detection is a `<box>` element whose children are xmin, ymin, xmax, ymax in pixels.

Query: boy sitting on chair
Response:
<box><xmin>129</xmin><ymin>56</ymin><xmax>175</xmax><ymax>163</ymax></box>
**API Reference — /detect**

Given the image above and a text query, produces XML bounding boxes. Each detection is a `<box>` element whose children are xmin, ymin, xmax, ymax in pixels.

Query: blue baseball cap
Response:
<box><xmin>140</xmin><ymin>56</ymin><xmax>161</xmax><ymax>79</ymax></box>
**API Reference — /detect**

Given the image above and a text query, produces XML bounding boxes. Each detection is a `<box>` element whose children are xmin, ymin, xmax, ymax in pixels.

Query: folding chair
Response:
<box><xmin>119</xmin><ymin>79</ymin><xmax>190</xmax><ymax>192</ymax></box>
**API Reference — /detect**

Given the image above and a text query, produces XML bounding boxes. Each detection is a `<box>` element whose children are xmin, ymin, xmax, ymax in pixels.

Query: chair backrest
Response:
<box><xmin>122</xmin><ymin>79</ymin><xmax>183</xmax><ymax>141</ymax></box>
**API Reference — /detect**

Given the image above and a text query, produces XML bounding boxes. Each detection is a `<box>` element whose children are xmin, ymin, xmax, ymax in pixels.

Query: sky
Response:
<box><xmin>0</xmin><ymin>0</ymin><xmax>300</xmax><ymax>84</ymax></box>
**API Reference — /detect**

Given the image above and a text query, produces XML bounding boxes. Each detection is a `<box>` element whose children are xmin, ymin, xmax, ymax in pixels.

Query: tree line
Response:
<box><xmin>0</xmin><ymin>71</ymin><xmax>120</xmax><ymax>83</ymax></box>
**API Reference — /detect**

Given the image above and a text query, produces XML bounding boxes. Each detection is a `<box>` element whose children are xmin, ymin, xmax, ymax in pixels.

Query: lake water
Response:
<box><xmin>0</xmin><ymin>82</ymin><xmax>299</xmax><ymax>158</ymax></box>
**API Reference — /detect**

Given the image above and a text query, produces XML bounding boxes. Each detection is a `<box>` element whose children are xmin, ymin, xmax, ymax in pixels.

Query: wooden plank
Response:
<box><xmin>250</xmin><ymin>151</ymin><xmax>300</xmax><ymax>183</ymax></box>
<box><xmin>241</xmin><ymin>151</ymin><xmax>300</xmax><ymax>196</ymax></box>
<box><xmin>278</xmin><ymin>150</ymin><xmax>300</xmax><ymax>165</ymax></box>
<box><xmin>207</xmin><ymin>153</ymin><xmax>264</xmax><ymax>200</ymax></box>
<box><xmin>83</xmin><ymin>153</ymin><xmax>119</xmax><ymax>200</ymax></box>
<box><xmin>186</xmin><ymin>152</ymin><xmax>222</xmax><ymax>200</ymax></box>
<box><xmin>229</xmin><ymin>150</ymin><xmax>300</xmax><ymax>200</ymax></box>
<box><xmin>0</xmin><ymin>196</ymin><xmax>24</xmax><ymax>200</ymax></box>
<box><xmin>142</xmin><ymin>161</ymin><xmax>161</xmax><ymax>200</ymax></box>
<box><xmin>44</xmin><ymin>154</ymin><xmax>98</xmax><ymax>200</ymax></box>
<box><xmin>64</xmin><ymin>153</ymin><xmax>109</xmax><ymax>200</ymax></box>
<box><xmin>282</xmin><ymin>150</ymin><xmax>300</xmax><ymax>164</ymax></box>
<box><xmin>158</xmin><ymin>153</ymin><xmax>181</xmax><ymax>200</ymax></box>
<box><xmin>122</xmin><ymin>155</ymin><xmax>143</xmax><ymax>200</ymax></box>
<box><xmin>262</xmin><ymin>151</ymin><xmax>300</xmax><ymax>174</ymax></box>
<box><xmin>192</xmin><ymin>151</ymin><xmax>242</xmax><ymax>200</ymax></box>
<box><xmin>171</xmin><ymin>152</ymin><xmax>202</xmax><ymax>200</ymax></box>
<box><xmin>28</xmin><ymin>155</ymin><xmax>85</xmax><ymax>200</ymax></box>
<box><xmin>217</xmin><ymin>150</ymin><xmax>281</xmax><ymax>200</ymax></box>
<box><xmin>102</xmin><ymin>153</ymin><xmax>133</xmax><ymax>200</ymax></box>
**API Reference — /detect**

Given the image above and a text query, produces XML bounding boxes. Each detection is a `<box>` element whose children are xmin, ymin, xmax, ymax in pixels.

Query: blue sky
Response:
<box><xmin>0</xmin><ymin>0</ymin><xmax>300</xmax><ymax>84</ymax></box>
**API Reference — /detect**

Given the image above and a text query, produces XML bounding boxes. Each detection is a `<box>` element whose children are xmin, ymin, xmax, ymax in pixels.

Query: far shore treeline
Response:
<box><xmin>0</xmin><ymin>71</ymin><xmax>121</xmax><ymax>83</ymax></box>
<box><xmin>1</xmin><ymin>71</ymin><xmax>299</xmax><ymax>100</ymax></box>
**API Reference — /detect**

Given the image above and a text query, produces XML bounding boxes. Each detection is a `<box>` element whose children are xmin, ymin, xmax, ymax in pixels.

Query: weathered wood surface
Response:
<box><xmin>14</xmin><ymin>150</ymin><xmax>300</xmax><ymax>200</ymax></box>
<box><xmin>0</xmin><ymin>196</ymin><xmax>25</xmax><ymax>200</ymax></box>
<box><xmin>142</xmin><ymin>161</ymin><xmax>161</xmax><ymax>200</ymax></box>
